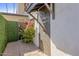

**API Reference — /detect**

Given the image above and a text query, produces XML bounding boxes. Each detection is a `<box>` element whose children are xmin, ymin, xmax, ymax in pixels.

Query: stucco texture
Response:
<box><xmin>51</xmin><ymin>3</ymin><xmax>79</xmax><ymax>56</ymax></box>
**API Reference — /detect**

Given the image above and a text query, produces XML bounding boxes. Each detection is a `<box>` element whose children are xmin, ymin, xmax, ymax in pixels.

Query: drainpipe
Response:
<box><xmin>50</xmin><ymin>3</ymin><xmax>56</xmax><ymax>56</ymax></box>
<box><xmin>50</xmin><ymin>3</ymin><xmax>53</xmax><ymax>56</ymax></box>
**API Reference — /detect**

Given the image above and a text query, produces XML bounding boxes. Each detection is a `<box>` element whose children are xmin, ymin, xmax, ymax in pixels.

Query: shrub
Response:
<box><xmin>0</xmin><ymin>15</ymin><xmax>8</xmax><ymax>55</ymax></box>
<box><xmin>22</xmin><ymin>26</ymin><xmax>35</xmax><ymax>43</ymax></box>
<box><xmin>7</xmin><ymin>21</ymin><xmax>19</xmax><ymax>42</ymax></box>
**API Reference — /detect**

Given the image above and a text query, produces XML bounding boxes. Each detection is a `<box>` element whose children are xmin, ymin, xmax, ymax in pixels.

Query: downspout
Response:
<box><xmin>50</xmin><ymin>3</ymin><xmax>56</xmax><ymax>56</ymax></box>
<box><xmin>44</xmin><ymin>3</ymin><xmax>53</xmax><ymax>55</ymax></box>
<box><xmin>50</xmin><ymin>3</ymin><xmax>53</xmax><ymax>56</ymax></box>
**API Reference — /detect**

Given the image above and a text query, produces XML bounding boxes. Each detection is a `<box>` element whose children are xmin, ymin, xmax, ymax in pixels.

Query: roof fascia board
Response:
<box><xmin>0</xmin><ymin>12</ymin><xmax>28</xmax><ymax>17</ymax></box>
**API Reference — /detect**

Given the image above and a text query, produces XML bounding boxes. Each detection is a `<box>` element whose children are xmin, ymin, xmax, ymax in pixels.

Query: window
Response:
<box><xmin>0</xmin><ymin>3</ymin><xmax>17</xmax><ymax>14</ymax></box>
<box><xmin>39</xmin><ymin>11</ymin><xmax>50</xmax><ymax>36</ymax></box>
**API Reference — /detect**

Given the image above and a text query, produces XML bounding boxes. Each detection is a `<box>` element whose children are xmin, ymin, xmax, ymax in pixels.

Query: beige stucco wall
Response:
<box><xmin>17</xmin><ymin>3</ymin><xmax>25</xmax><ymax>15</ymax></box>
<box><xmin>39</xmin><ymin>26</ymin><xmax>51</xmax><ymax>56</ymax></box>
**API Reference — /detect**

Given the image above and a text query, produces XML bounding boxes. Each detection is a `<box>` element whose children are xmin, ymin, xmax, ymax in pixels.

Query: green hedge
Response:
<box><xmin>0</xmin><ymin>15</ymin><xmax>7</xmax><ymax>55</ymax></box>
<box><xmin>7</xmin><ymin>21</ymin><xmax>19</xmax><ymax>42</ymax></box>
<box><xmin>0</xmin><ymin>15</ymin><xmax>19</xmax><ymax>55</ymax></box>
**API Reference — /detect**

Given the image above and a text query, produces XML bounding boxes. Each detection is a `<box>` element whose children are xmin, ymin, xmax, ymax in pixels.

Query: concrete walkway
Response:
<box><xmin>3</xmin><ymin>40</ymin><xmax>46</xmax><ymax>56</ymax></box>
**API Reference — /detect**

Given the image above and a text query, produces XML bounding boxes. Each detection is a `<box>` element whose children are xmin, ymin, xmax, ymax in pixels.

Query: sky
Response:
<box><xmin>0</xmin><ymin>3</ymin><xmax>17</xmax><ymax>13</ymax></box>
